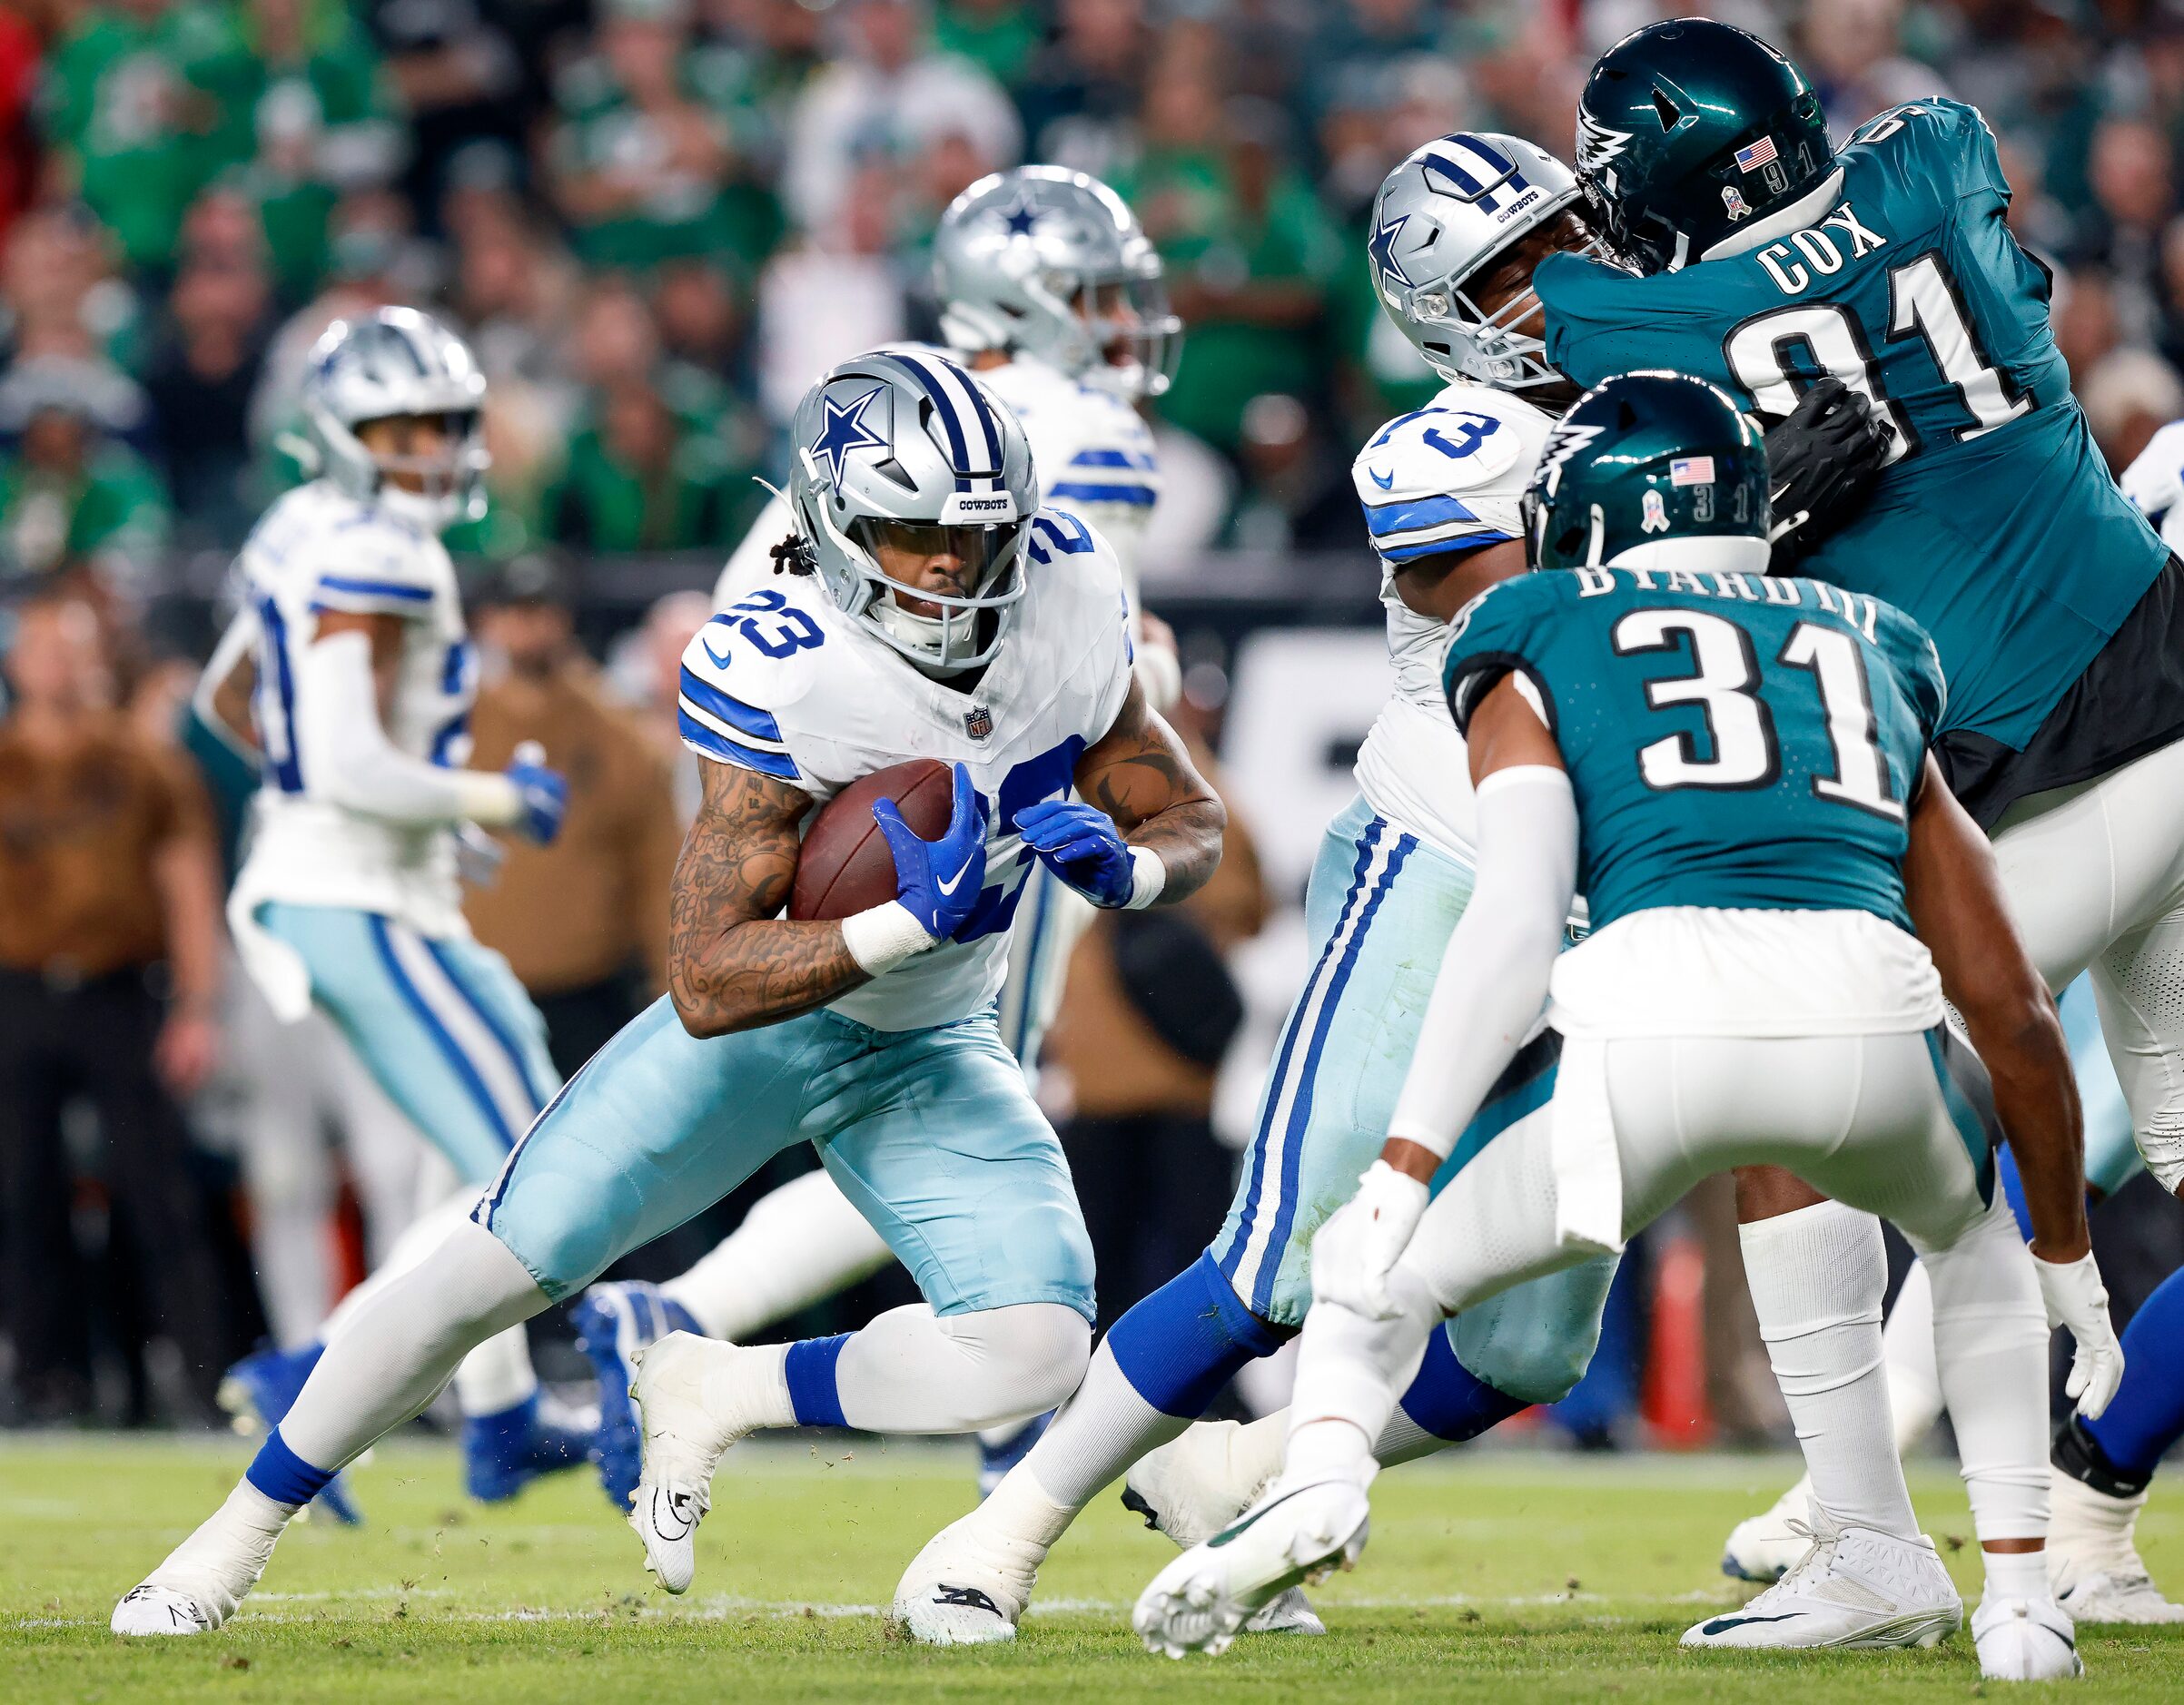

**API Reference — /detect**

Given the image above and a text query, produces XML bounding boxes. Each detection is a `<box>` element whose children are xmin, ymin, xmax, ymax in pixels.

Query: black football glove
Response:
<box><xmin>1762</xmin><ymin>377</ymin><xmax>1892</xmax><ymax>570</ymax></box>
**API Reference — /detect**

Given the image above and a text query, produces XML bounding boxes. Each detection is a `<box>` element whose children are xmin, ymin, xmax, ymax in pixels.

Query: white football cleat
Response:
<box><xmin>2048</xmin><ymin>1473</ymin><xmax>2184</xmax><ymax>1624</ymax></box>
<box><xmin>111</xmin><ymin>1485</ymin><xmax>287</xmax><ymax>1636</ymax></box>
<box><xmin>1122</xmin><ymin>1421</ymin><xmax>1324</xmax><ymax>1636</ymax></box>
<box><xmin>628</xmin><ymin>1330</ymin><xmax>771</xmax><ymax>1594</ymax></box>
<box><xmin>1681</xmin><ymin>1507</ymin><xmax>1962</xmax><ymax>1651</ymax></box>
<box><xmin>1972</xmin><ymin>1592</ymin><xmax>2083</xmax><ymax>1681</ymax></box>
<box><xmin>1720</xmin><ymin>1476</ymin><xmax>1812</xmax><ymax>1583</ymax></box>
<box><xmin>1133</xmin><ymin>1478</ymin><xmax>1368</xmax><ymax>1659</ymax></box>
<box><xmin>889</xmin><ymin>1511</ymin><xmax>1044</xmax><ymax>1646</ymax></box>
<box><xmin>111</xmin><ymin>1584</ymin><xmax>222</xmax><ymax>1637</ymax></box>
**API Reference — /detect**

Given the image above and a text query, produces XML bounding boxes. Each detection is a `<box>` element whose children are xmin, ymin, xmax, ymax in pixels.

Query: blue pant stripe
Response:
<box><xmin>422</xmin><ymin>936</ymin><xmax>553</xmax><ymax>1113</ymax></box>
<box><xmin>1222</xmin><ymin>820</ymin><xmax>1386</xmax><ymax>1291</ymax></box>
<box><xmin>368</xmin><ymin>915</ymin><xmax>518</xmax><ymax>1154</ymax></box>
<box><xmin>1000</xmin><ymin>866</ymin><xmax>1052</xmax><ymax>1066</ymax></box>
<box><xmin>1251</xmin><ymin>832</ymin><xmax>1414</xmax><ymax>1315</ymax></box>
<box><xmin>474</xmin><ymin>1051</ymin><xmax>594</xmax><ymax>1230</ymax></box>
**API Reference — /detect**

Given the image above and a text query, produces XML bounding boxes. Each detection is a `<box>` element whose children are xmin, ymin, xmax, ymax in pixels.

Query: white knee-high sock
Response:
<box><xmin>1916</xmin><ymin>1193</ymin><xmax>2051</xmax><ymax>1562</ymax></box>
<box><xmin>317</xmin><ymin>1188</ymin><xmax>538</xmax><ymax>1418</ymax></box>
<box><xmin>1739</xmin><ymin>1199</ymin><xmax>1918</xmax><ymax>1538</ymax></box>
<box><xmin>281</xmin><ymin>1219</ymin><xmax>548</xmax><ymax>1470</ymax></box>
<box><xmin>1023</xmin><ymin>1337</ymin><xmax>1192</xmax><ymax>1512</ymax></box>
<box><xmin>661</xmin><ymin>1168</ymin><xmax>895</xmax><ymax>1339</ymax></box>
<box><xmin>1881</xmin><ymin>1257</ymin><xmax>1946</xmax><ymax>1452</ymax></box>
<box><xmin>830</xmin><ymin>1302</ymin><xmax>1090</xmax><ymax>1434</ymax></box>
<box><xmin>1283</xmin><ymin>1270</ymin><xmax>1438</xmax><ymax>1488</ymax></box>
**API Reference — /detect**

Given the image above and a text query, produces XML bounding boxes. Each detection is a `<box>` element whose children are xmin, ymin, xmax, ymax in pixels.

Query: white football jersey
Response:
<box><xmin>231</xmin><ymin>480</ymin><xmax>479</xmax><ymax>937</ymax></box>
<box><xmin>677</xmin><ymin>507</ymin><xmax>1135</xmax><ymax>1031</ymax></box>
<box><xmin>1350</xmin><ymin>381</ymin><xmax>1554</xmax><ymax>861</ymax></box>
<box><xmin>714</xmin><ymin>347</ymin><xmax>1161</xmax><ymax>605</ymax></box>
<box><xmin>2121</xmin><ymin>419</ymin><xmax>2184</xmax><ymax>555</ymax></box>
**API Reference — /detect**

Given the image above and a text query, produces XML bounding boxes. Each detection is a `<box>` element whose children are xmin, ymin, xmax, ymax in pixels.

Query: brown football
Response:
<box><xmin>789</xmin><ymin>758</ymin><xmax>955</xmax><ymax>921</ymax></box>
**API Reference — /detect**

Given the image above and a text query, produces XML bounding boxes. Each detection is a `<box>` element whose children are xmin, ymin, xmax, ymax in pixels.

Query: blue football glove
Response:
<box><xmin>505</xmin><ymin>741</ymin><xmax>568</xmax><ymax>845</ymax></box>
<box><xmin>872</xmin><ymin>762</ymin><xmax>990</xmax><ymax>941</ymax></box>
<box><xmin>1015</xmin><ymin>798</ymin><xmax>1134</xmax><ymax>908</ymax></box>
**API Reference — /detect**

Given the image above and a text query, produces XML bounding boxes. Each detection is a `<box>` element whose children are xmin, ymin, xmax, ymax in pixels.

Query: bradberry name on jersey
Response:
<box><xmin>1554</xmin><ymin>564</ymin><xmax>1884</xmax><ymax>641</ymax></box>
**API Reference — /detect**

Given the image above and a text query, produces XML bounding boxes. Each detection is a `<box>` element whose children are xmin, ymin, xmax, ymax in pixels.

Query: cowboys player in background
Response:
<box><xmin>193</xmin><ymin>309</ymin><xmax>579</xmax><ymax>1513</ymax></box>
<box><xmin>571</xmin><ymin>165</ymin><xmax>1186</xmax><ymax>1507</ymax></box>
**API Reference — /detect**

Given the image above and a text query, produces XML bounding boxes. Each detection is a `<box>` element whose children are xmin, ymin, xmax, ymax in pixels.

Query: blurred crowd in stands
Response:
<box><xmin>9</xmin><ymin>0</ymin><xmax>2184</xmax><ymax>599</ymax></box>
<box><xmin>8</xmin><ymin>0</ymin><xmax>2184</xmax><ymax>1438</ymax></box>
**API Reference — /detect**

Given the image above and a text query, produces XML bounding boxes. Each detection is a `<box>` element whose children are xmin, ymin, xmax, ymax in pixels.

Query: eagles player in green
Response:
<box><xmin>1134</xmin><ymin>372</ymin><xmax>2120</xmax><ymax>1683</ymax></box>
<box><xmin>1543</xmin><ymin>16</ymin><xmax>2184</xmax><ymax>1625</ymax></box>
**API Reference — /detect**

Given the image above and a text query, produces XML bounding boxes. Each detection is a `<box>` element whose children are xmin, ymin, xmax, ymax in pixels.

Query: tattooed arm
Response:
<box><xmin>1072</xmin><ymin>678</ymin><xmax>1226</xmax><ymax>904</ymax></box>
<box><xmin>667</xmin><ymin>758</ymin><xmax>870</xmax><ymax>1038</ymax></box>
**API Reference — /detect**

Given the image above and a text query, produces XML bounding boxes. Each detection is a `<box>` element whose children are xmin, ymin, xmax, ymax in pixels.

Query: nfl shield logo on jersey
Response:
<box><xmin>964</xmin><ymin>705</ymin><xmax>994</xmax><ymax>741</ymax></box>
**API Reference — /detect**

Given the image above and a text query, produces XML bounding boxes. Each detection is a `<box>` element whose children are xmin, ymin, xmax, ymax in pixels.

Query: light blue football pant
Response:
<box><xmin>255</xmin><ymin>902</ymin><xmax>559</xmax><ymax>1187</ymax></box>
<box><xmin>477</xmin><ymin>996</ymin><xmax>1097</xmax><ymax>1317</ymax></box>
<box><xmin>1207</xmin><ymin>796</ymin><xmax>1617</xmax><ymax>1404</ymax></box>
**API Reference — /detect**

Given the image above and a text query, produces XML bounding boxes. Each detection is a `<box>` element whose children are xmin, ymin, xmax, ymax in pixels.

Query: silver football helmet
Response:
<box><xmin>1369</xmin><ymin>133</ymin><xmax>1585</xmax><ymax>389</ymax></box>
<box><xmin>300</xmin><ymin>307</ymin><xmax>489</xmax><ymax>532</ymax></box>
<box><xmin>787</xmin><ymin>350</ymin><xmax>1037</xmax><ymax>674</ymax></box>
<box><xmin>934</xmin><ymin>166</ymin><xmax>1179</xmax><ymax>400</ymax></box>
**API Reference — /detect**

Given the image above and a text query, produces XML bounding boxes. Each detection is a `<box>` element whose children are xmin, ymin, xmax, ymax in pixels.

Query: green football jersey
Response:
<box><xmin>1442</xmin><ymin>567</ymin><xmax>1945</xmax><ymax>934</ymax></box>
<box><xmin>1537</xmin><ymin>98</ymin><xmax>2166</xmax><ymax>751</ymax></box>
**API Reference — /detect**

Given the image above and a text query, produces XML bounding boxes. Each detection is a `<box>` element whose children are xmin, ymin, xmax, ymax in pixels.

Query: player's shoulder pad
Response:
<box><xmin>2121</xmin><ymin>419</ymin><xmax>2184</xmax><ymax>527</ymax></box>
<box><xmin>1023</xmin><ymin>505</ymin><xmax>1133</xmax><ymax>662</ymax></box>
<box><xmin>1355</xmin><ymin>387</ymin><xmax>1541</xmax><ymax>562</ymax></box>
<box><xmin>301</xmin><ymin>489</ymin><xmax>450</xmax><ymax>617</ymax></box>
<box><xmin>675</xmin><ymin>577</ymin><xmax>830</xmax><ymax>783</ymax></box>
<box><xmin>1440</xmin><ymin>572</ymin><xmax>1566</xmax><ymax>733</ymax></box>
<box><xmin>1849</xmin><ymin>97</ymin><xmax>2002</xmax><ymax>197</ymax></box>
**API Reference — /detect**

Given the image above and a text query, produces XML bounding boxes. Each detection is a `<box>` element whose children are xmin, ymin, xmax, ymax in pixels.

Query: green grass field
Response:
<box><xmin>4</xmin><ymin>1435</ymin><xmax>2180</xmax><ymax>1702</ymax></box>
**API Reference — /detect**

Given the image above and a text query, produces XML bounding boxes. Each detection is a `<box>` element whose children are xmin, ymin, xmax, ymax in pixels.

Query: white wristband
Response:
<box><xmin>840</xmin><ymin>901</ymin><xmax>938</xmax><ymax>976</ymax></box>
<box><xmin>453</xmin><ymin>770</ymin><xmax>525</xmax><ymax>829</ymax></box>
<box><xmin>1122</xmin><ymin>844</ymin><xmax>1168</xmax><ymax>910</ymax></box>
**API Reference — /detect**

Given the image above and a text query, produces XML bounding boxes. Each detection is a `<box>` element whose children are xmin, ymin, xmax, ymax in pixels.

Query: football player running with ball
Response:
<box><xmin>1135</xmin><ymin>373</ymin><xmax>2119</xmax><ymax>1684</ymax></box>
<box><xmin>110</xmin><ymin>350</ymin><xmax>1223</xmax><ymax>1636</ymax></box>
<box><xmin>1541</xmin><ymin>18</ymin><xmax>2184</xmax><ymax>1634</ymax></box>
<box><xmin>886</xmin><ymin>133</ymin><xmax>1884</xmax><ymax>1646</ymax></box>
<box><xmin>571</xmin><ymin>166</ymin><xmax>1182</xmax><ymax>1506</ymax></box>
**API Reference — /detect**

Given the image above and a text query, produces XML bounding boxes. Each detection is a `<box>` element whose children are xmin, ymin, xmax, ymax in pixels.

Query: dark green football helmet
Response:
<box><xmin>1575</xmin><ymin>18</ymin><xmax>1833</xmax><ymax>275</ymax></box>
<box><xmin>1524</xmin><ymin>371</ymin><xmax>1770</xmax><ymax>572</ymax></box>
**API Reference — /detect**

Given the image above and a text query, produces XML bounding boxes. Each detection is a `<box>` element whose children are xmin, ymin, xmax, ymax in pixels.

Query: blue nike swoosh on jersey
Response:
<box><xmin>1697</xmin><ymin>1611</ymin><xmax>1805</xmax><ymax>1636</ymax></box>
<box><xmin>1369</xmin><ymin>467</ymin><xmax>1395</xmax><ymax>489</ymax></box>
<box><xmin>701</xmin><ymin>637</ymin><xmax>734</xmax><ymax>669</ymax></box>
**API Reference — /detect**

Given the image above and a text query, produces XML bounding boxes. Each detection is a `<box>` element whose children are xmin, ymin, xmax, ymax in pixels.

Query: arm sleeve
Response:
<box><xmin>192</xmin><ymin>604</ymin><xmax>261</xmax><ymax>759</ymax></box>
<box><xmin>292</xmin><ymin>629</ymin><xmax>522</xmax><ymax>827</ymax></box>
<box><xmin>1387</xmin><ymin>766</ymin><xmax>1578</xmax><ymax>1159</ymax></box>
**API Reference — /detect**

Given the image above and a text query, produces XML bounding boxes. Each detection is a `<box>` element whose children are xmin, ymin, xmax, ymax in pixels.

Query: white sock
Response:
<box><xmin>1917</xmin><ymin>1194</ymin><xmax>2051</xmax><ymax>1547</ymax></box>
<box><xmin>450</xmin><ymin>1324</ymin><xmax>539</xmax><ymax>1417</ymax></box>
<box><xmin>832</xmin><ymin>1302</ymin><xmax>1089</xmax><ymax>1435</ymax></box>
<box><xmin>2049</xmin><ymin>1470</ymin><xmax>2148</xmax><ymax>1577</ymax></box>
<box><xmin>318</xmin><ymin>1188</ymin><xmax>539</xmax><ymax>1421</ymax></box>
<box><xmin>1881</xmin><ymin>1257</ymin><xmax>1946</xmax><ymax>1452</ymax></box>
<box><xmin>280</xmin><ymin>1219</ymin><xmax>547</xmax><ymax>1471</ymax></box>
<box><xmin>1021</xmin><ymin>1337</ymin><xmax>1189</xmax><ymax>1512</ymax></box>
<box><xmin>146</xmin><ymin>1480</ymin><xmax>295</xmax><ymax>1606</ymax></box>
<box><xmin>663</xmin><ymin>1169</ymin><xmax>894</xmax><ymax>1340</ymax></box>
<box><xmin>1983</xmin><ymin>1547</ymin><xmax>2050</xmax><ymax>1601</ymax></box>
<box><xmin>1740</xmin><ymin>1199</ymin><xmax>1918</xmax><ymax>1538</ymax></box>
<box><xmin>1282</xmin><ymin>1271</ymin><xmax>1438</xmax><ymax>1483</ymax></box>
